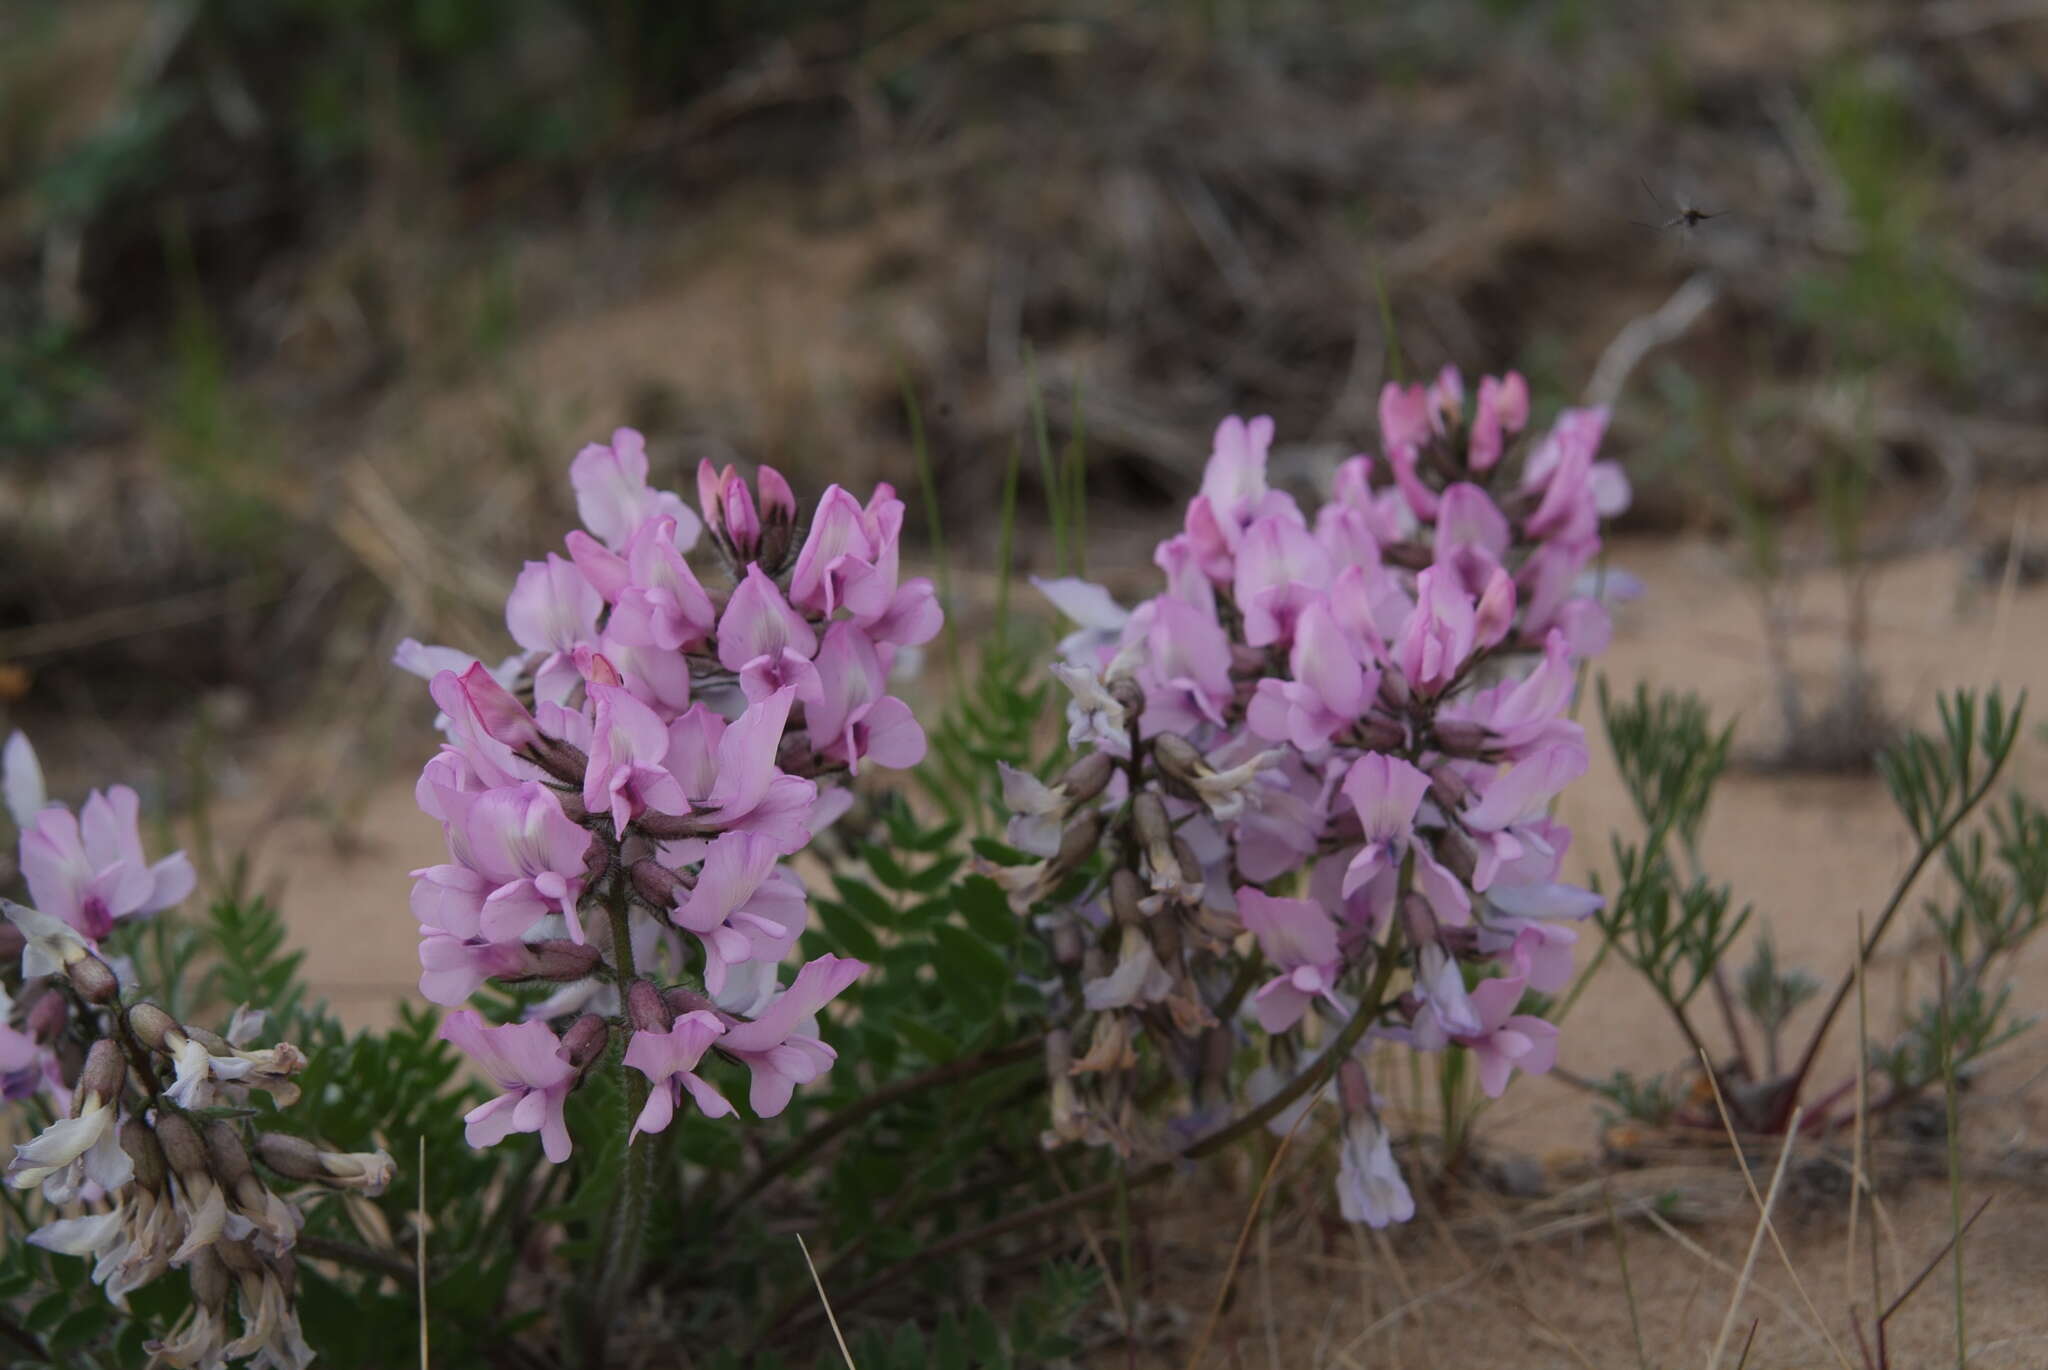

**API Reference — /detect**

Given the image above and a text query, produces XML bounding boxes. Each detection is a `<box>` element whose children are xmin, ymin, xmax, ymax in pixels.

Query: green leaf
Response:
<box><xmin>931</xmin><ymin>924</ymin><xmax>1010</xmax><ymax>1017</ymax></box>
<box><xmin>956</xmin><ymin>875</ymin><xmax>1020</xmax><ymax>945</ymax></box>
<box><xmin>813</xmin><ymin>899</ymin><xmax>884</xmax><ymax>961</ymax></box>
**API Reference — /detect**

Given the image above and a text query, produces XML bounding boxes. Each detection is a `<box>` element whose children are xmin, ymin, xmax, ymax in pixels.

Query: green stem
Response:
<box><xmin>587</xmin><ymin>880</ymin><xmax>651</xmax><ymax>1367</ymax></box>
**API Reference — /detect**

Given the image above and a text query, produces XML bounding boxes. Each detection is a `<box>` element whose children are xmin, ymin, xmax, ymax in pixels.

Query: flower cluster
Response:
<box><xmin>2</xmin><ymin>738</ymin><xmax>386</xmax><ymax>1369</ymax></box>
<box><xmin>400</xmin><ymin>431</ymin><xmax>937</xmax><ymax>1160</ymax></box>
<box><xmin>1009</xmin><ymin>368</ymin><xmax>1630</xmax><ymax>1226</ymax></box>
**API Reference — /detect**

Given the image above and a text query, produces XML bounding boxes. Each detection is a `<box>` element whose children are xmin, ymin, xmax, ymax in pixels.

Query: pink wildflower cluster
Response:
<box><xmin>399</xmin><ymin>431</ymin><xmax>939</xmax><ymax>1161</ymax></box>
<box><xmin>2</xmin><ymin>739</ymin><xmax>380</xmax><ymax>1368</ymax></box>
<box><xmin>1011</xmin><ymin>368</ymin><xmax>1629</xmax><ymax>1227</ymax></box>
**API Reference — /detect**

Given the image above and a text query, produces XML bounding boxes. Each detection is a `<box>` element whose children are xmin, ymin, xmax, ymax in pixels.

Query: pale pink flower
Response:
<box><xmin>624</xmin><ymin>1012</ymin><xmax>733</xmax><ymax>1139</ymax></box>
<box><xmin>1238</xmin><ymin>890</ymin><xmax>1343</xmax><ymax>1034</ymax></box>
<box><xmin>439</xmin><ymin>1012</ymin><xmax>578</xmax><ymax>1162</ymax></box>
<box><xmin>718</xmin><ymin>954</ymin><xmax>864</xmax><ymax>1117</ymax></box>
<box><xmin>570</xmin><ymin>428</ymin><xmax>702</xmax><ymax>552</ymax></box>
<box><xmin>18</xmin><ymin>782</ymin><xmax>194</xmax><ymax>942</ymax></box>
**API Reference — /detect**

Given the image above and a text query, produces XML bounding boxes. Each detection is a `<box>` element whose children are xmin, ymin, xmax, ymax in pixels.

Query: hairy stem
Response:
<box><xmin>587</xmin><ymin>879</ymin><xmax>651</xmax><ymax>1367</ymax></box>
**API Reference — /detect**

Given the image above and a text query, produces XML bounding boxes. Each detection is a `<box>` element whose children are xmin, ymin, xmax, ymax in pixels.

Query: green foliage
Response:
<box><xmin>1878</xmin><ymin>689</ymin><xmax>2026</xmax><ymax>849</ymax></box>
<box><xmin>917</xmin><ymin>642</ymin><xmax>1060</xmax><ymax>829</ymax></box>
<box><xmin>1591</xmin><ymin>1069</ymin><xmax>1683</xmax><ymax>1129</ymax></box>
<box><xmin>1599</xmin><ymin>678</ymin><xmax>1734</xmax><ymax>856</ymax></box>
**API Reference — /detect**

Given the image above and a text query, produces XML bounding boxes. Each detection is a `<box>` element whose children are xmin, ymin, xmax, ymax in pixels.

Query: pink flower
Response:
<box><xmin>1478</xmin><ymin>880</ymin><xmax>1601</xmax><ymax>992</ymax></box>
<box><xmin>1238</xmin><ymin>890</ymin><xmax>1343</xmax><ymax>1033</ymax></box>
<box><xmin>570</xmin><ymin>428</ymin><xmax>702</xmax><ymax>552</ymax></box>
<box><xmin>1136</xmin><ymin>598</ymin><xmax>1234</xmax><ymax>735</ymax></box>
<box><xmin>698</xmin><ymin>460</ymin><xmax>796</xmax><ymax>565</ymax></box>
<box><xmin>438</xmin><ymin>1012</ymin><xmax>578</xmax><ymax>1162</ymax></box>
<box><xmin>1467</xmin><ymin>372</ymin><xmax>1528</xmax><ymax>472</ymax></box>
<box><xmin>1182</xmin><ymin>416</ymin><xmax>1299</xmax><ymax>580</ymax></box>
<box><xmin>1450</xmin><ymin>975</ymin><xmax>1558</xmax><ymax>1097</ymax></box>
<box><xmin>789</xmin><ymin>485</ymin><xmax>897</xmax><ymax>621</ymax></box>
<box><xmin>719</xmin><ymin>954</ymin><xmax>865</xmax><ymax>1116</ymax></box>
<box><xmin>417</xmin><ymin>934</ymin><xmax>537</xmax><ymax>1006</ymax></box>
<box><xmin>662</xmin><ymin>688</ymin><xmax>817</xmax><ymax>851</ymax></box>
<box><xmin>505</xmin><ymin>554</ymin><xmax>602</xmax><ymax>658</ymax></box>
<box><xmin>1234</xmin><ymin>514</ymin><xmax>1334</xmax><ymax>648</ymax></box>
<box><xmin>1247</xmin><ymin>598</ymin><xmax>1375</xmax><ymax>751</ymax></box>
<box><xmin>808</xmin><ymin>623</ymin><xmax>927</xmax><ymax>774</ymax></box>
<box><xmin>1521</xmin><ymin>407</ymin><xmax>1611</xmax><ymax>543</ymax></box>
<box><xmin>1339</xmin><ymin>753</ymin><xmax>1430</xmax><ymax>897</ymax></box>
<box><xmin>669</xmin><ymin>831</ymin><xmax>809</xmax><ymax>994</ymax></box>
<box><xmin>416</xmin><ymin>781</ymin><xmax>592</xmax><ymax>943</ymax></box>
<box><xmin>583</xmin><ymin>683</ymin><xmax>689</xmax><ymax>835</ymax></box>
<box><xmin>18</xmin><ymin>782</ymin><xmax>194</xmax><ymax>942</ymax></box>
<box><xmin>717</xmin><ymin>565</ymin><xmax>822</xmax><ymax>706</ymax></box>
<box><xmin>624</xmin><ymin>1012</ymin><xmax>733</xmax><ymax>1139</ymax></box>
<box><xmin>603</xmin><ymin>516</ymin><xmax>717</xmax><ymax>653</ymax></box>
<box><xmin>1393</xmin><ymin>568</ymin><xmax>1477</xmax><ymax>697</ymax></box>
<box><xmin>1378</xmin><ymin>382</ymin><xmax>1431</xmax><ymax>459</ymax></box>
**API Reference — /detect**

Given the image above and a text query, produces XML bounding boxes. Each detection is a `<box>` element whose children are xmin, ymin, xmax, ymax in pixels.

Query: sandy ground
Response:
<box><xmin>209</xmin><ymin>513</ymin><xmax>2048</xmax><ymax>1366</ymax></box>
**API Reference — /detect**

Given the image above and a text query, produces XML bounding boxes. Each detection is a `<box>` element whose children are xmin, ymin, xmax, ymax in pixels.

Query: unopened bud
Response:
<box><xmin>627</xmin><ymin>979</ymin><xmax>675</xmax><ymax>1035</ymax></box>
<box><xmin>1378</xmin><ymin>671</ymin><xmax>1412</xmax><ymax>711</ymax></box>
<box><xmin>188</xmin><ymin>1247</ymin><xmax>231</xmax><ymax>1312</ymax></box>
<box><xmin>1109</xmin><ymin>869</ymin><xmax>1146</xmax><ymax>927</ymax></box>
<box><xmin>76</xmin><ymin>1038</ymin><xmax>126</xmax><ymax>1109</ymax></box>
<box><xmin>126</xmin><ymin>1002</ymin><xmax>180</xmax><ymax>1052</ymax></box>
<box><xmin>1383</xmin><ymin>539</ymin><xmax>1433</xmax><ymax>571</ymax></box>
<box><xmin>630</xmin><ymin>859</ymin><xmax>686</xmax><ymax>909</ymax></box>
<box><xmin>253</xmin><ymin>1132</ymin><xmax>324</xmax><ymax>1184</ymax></box>
<box><xmin>1109</xmin><ymin>676</ymin><xmax>1146</xmax><ymax>718</ymax></box>
<box><xmin>663</xmin><ymin>986</ymin><xmax>717</xmax><ymax>1018</ymax></box>
<box><xmin>1059</xmin><ymin>752</ymin><xmax>1116</xmax><ymax>806</ymax></box>
<box><xmin>1354</xmin><ymin>717</ymin><xmax>1407</xmax><ymax>751</ymax></box>
<box><xmin>201</xmin><ymin>1121</ymin><xmax>254</xmax><ymax>1190</ymax></box>
<box><xmin>1427</xmin><ymin>766</ymin><xmax>1469</xmax><ymax>811</ymax></box>
<box><xmin>122</xmin><ymin>1117</ymin><xmax>168</xmax><ymax>1193</ymax></box>
<box><xmin>1148</xmin><ymin>910</ymin><xmax>1184</xmax><ymax>966</ymax></box>
<box><xmin>1052</xmin><ymin>920</ymin><xmax>1085</xmax><ymax>967</ymax></box>
<box><xmin>1132</xmin><ymin>793</ymin><xmax>1172</xmax><ymax>854</ymax></box>
<box><xmin>526</xmin><ymin>737</ymin><xmax>590</xmax><ymax>787</ymax></box>
<box><xmin>24</xmin><ymin>985</ymin><xmax>67</xmax><ymax>1043</ymax></box>
<box><xmin>1170</xmin><ymin>839</ymin><xmax>1202</xmax><ymax>887</ymax></box>
<box><xmin>66</xmin><ymin>952</ymin><xmax>119</xmax><ymax>1004</ymax></box>
<box><xmin>1336</xmin><ymin>1056</ymin><xmax>1374</xmax><ymax>1114</ymax></box>
<box><xmin>1431</xmin><ymin>719</ymin><xmax>1491</xmax><ymax>757</ymax></box>
<box><xmin>1399</xmin><ymin>891</ymin><xmax>1441</xmax><ymax>948</ymax></box>
<box><xmin>1433</xmin><ymin>830</ymin><xmax>1478</xmax><ymax>886</ymax></box>
<box><xmin>216</xmin><ymin>1238</ymin><xmax>261</xmax><ymax>1278</ymax></box>
<box><xmin>558</xmin><ymin>1014</ymin><xmax>609</xmax><ymax>1073</ymax></box>
<box><xmin>1150</xmin><ymin>733</ymin><xmax>1206</xmax><ymax>785</ymax></box>
<box><xmin>1052</xmin><ymin>810</ymin><xmax>1104</xmax><ymax>878</ymax></box>
<box><xmin>523</xmin><ymin>940</ymin><xmax>602</xmax><ymax>983</ymax></box>
<box><xmin>153</xmin><ymin>1112</ymin><xmax>209</xmax><ymax>1181</ymax></box>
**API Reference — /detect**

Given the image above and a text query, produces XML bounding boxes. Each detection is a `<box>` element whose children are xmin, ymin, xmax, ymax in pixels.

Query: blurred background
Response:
<box><xmin>2</xmin><ymin>0</ymin><xmax>2045</xmax><ymax>851</ymax></box>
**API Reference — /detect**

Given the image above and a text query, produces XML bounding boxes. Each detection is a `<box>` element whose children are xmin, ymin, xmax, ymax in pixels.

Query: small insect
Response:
<box><xmin>1633</xmin><ymin>176</ymin><xmax>1730</xmax><ymax>237</ymax></box>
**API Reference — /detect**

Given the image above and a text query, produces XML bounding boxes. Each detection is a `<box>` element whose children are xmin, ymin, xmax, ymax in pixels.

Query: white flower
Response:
<box><xmin>2</xmin><ymin>898</ymin><xmax>90</xmax><ymax>980</ymax></box>
<box><xmin>3</xmin><ymin>731</ymin><xmax>48</xmax><ymax>826</ymax></box>
<box><xmin>6</xmin><ymin>1094</ymin><xmax>131</xmax><ymax>1204</ymax></box>
<box><xmin>1336</xmin><ymin>1113</ymin><xmax>1414</xmax><ymax>1228</ymax></box>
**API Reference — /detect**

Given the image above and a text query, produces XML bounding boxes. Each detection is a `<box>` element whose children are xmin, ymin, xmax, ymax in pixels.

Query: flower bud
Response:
<box><xmin>1432</xmin><ymin>719</ymin><xmax>1490</xmax><ymax>758</ymax></box>
<box><xmin>662</xmin><ymin>985</ymin><xmax>717</xmax><ymax>1019</ymax></box>
<box><xmin>215</xmin><ymin>1237</ymin><xmax>261</xmax><ymax>1278</ymax></box>
<box><xmin>153</xmin><ymin>1112</ymin><xmax>209</xmax><ymax>1182</ymax></box>
<box><xmin>1109</xmin><ymin>676</ymin><xmax>1146</xmax><ymax>719</ymax></box>
<box><xmin>526</xmin><ymin>737</ymin><xmax>590</xmax><ymax>788</ymax></box>
<box><xmin>23</xmin><ymin>984</ymin><xmax>67</xmax><ymax>1044</ymax></box>
<box><xmin>1150</xmin><ymin>733</ymin><xmax>1206</xmax><ymax>787</ymax></box>
<box><xmin>75</xmin><ymin>1038</ymin><xmax>126</xmax><ymax>1109</ymax></box>
<box><xmin>1108</xmin><ymin>869</ymin><xmax>1146</xmax><ymax>927</ymax></box>
<box><xmin>1051</xmin><ymin>920</ymin><xmax>1085</xmax><ymax>967</ymax></box>
<box><xmin>1433</xmin><ymin>830</ymin><xmax>1478</xmax><ymax>886</ymax></box>
<box><xmin>629</xmin><ymin>858</ymin><xmax>687</xmax><ymax>909</ymax></box>
<box><xmin>557</xmin><ymin>1014</ymin><xmax>610</xmax><ymax>1073</ymax></box>
<box><xmin>1148</xmin><ymin>909</ymin><xmax>1184</xmax><ymax>967</ymax></box>
<box><xmin>126</xmin><ymin>1001</ymin><xmax>180</xmax><ymax>1052</ymax></box>
<box><xmin>0</xmin><ymin>923</ymin><xmax>23</xmax><ymax>965</ymax></box>
<box><xmin>1059</xmin><ymin>751</ymin><xmax>1116</xmax><ymax>806</ymax></box>
<box><xmin>188</xmin><ymin>1246</ymin><xmax>231</xmax><ymax>1313</ymax></box>
<box><xmin>1132</xmin><ymin>793</ymin><xmax>1172</xmax><ymax>855</ymax></box>
<box><xmin>1051</xmin><ymin>810</ymin><xmax>1105</xmax><ymax>878</ymax></box>
<box><xmin>1353</xmin><ymin>717</ymin><xmax>1407</xmax><ymax>751</ymax></box>
<box><xmin>253</xmin><ymin>1132</ymin><xmax>324</xmax><ymax>1183</ymax></box>
<box><xmin>521</xmin><ymin>940</ymin><xmax>603</xmax><ymax>983</ymax></box>
<box><xmin>123</xmin><ymin>1116</ymin><xmax>168</xmax><ymax>1193</ymax></box>
<box><xmin>1378</xmin><ymin>671</ymin><xmax>1412</xmax><ymax>712</ymax></box>
<box><xmin>1383</xmin><ymin>539</ymin><xmax>1434</xmax><ymax>571</ymax></box>
<box><xmin>627</xmin><ymin>978</ymin><xmax>675</xmax><ymax>1035</ymax></box>
<box><xmin>201</xmin><ymin>1120</ymin><xmax>255</xmax><ymax>1188</ymax></box>
<box><xmin>1427</xmin><ymin>766</ymin><xmax>1469</xmax><ymax>811</ymax></box>
<box><xmin>66</xmin><ymin>952</ymin><xmax>119</xmax><ymax>1004</ymax></box>
<box><xmin>1170</xmin><ymin>839</ymin><xmax>1202</xmax><ymax>888</ymax></box>
<box><xmin>1399</xmin><ymin>891</ymin><xmax>1441</xmax><ymax>949</ymax></box>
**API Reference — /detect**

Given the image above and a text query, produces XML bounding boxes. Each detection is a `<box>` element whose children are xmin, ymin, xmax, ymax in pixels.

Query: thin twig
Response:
<box><xmin>798</xmin><ymin>1234</ymin><xmax>858</xmax><ymax>1370</ymax></box>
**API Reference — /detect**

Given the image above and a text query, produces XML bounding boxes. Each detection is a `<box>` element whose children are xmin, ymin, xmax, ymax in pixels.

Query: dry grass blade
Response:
<box><xmin>1698</xmin><ymin>1053</ymin><xmax>1856</xmax><ymax>1370</ymax></box>
<box><xmin>798</xmin><ymin>1234</ymin><xmax>858</xmax><ymax>1370</ymax></box>
<box><xmin>1705</xmin><ymin>1106</ymin><xmax>1803</xmax><ymax>1370</ymax></box>
<box><xmin>1878</xmin><ymin>1197</ymin><xmax>1992</xmax><ymax>1328</ymax></box>
<box><xmin>1848</xmin><ymin>912</ymin><xmax>1870</xmax><ymax>1308</ymax></box>
<box><xmin>1734</xmin><ymin>1317</ymin><xmax>1761</xmax><ymax>1370</ymax></box>
<box><xmin>1185</xmin><ymin>1102</ymin><xmax>1315</xmax><ymax>1370</ymax></box>
<box><xmin>1603</xmin><ymin>1183</ymin><xmax>1652</xmax><ymax>1370</ymax></box>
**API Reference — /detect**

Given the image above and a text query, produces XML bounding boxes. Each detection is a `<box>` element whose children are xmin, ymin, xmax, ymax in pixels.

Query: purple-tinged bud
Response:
<box><xmin>1399</xmin><ymin>891</ymin><xmax>1441</xmax><ymax>949</ymax></box>
<box><xmin>518</xmin><ymin>940</ymin><xmax>603</xmax><ymax>983</ymax></box>
<box><xmin>1383</xmin><ymin>539</ymin><xmax>1434</xmax><ymax>571</ymax></box>
<box><xmin>663</xmin><ymin>985</ymin><xmax>717</xmax><ymax>1018</ymax></box>
<box><xmin>1148</xmin><ymin>909</ymin><xmax>1184</xmax><ymax>966</ymax></box>
<box><xmin>1052</xmin><ymin>920</ymin><xmax>1085</xmax><ymax>967</ymax></box>
<box><xmin>1132</xmin><ymin>793</ymin><xmax>1171</xmax><ymax>855</ymax></box>
<box><xmin>1427</xmin><ymin>766</ymin><xmax>1469</xmax><ymax>812</ymax></box>
<box><xmin>627</xmin><ymin>979</ymin><xmax>675</xmax><ymax>1035</ymax></box>
<box><xmin>1051</xmin><ymin>810</ymin><xmax>1105</xmax><ymax>878</ymax></box>
<box><xmin>1354</xmin><ymin>717</ymin><xmax>1407</xmax><ymax>751</ymax></box>
<box><xmin>1378</xmin><ymin>671</ymin><xmax>1412</xmax><ymax>712</ymax></box>
<box><xmin>122</xmin><ymin>1117</ymin><xmax>168</xmax><ymax>1193</ymax></box>
<box><xmin>75</xmin><ymin>1038</ymin><xmax>126</xmax><ymax>1109</ymax></box>
<box><xmin>24</xmin><ymin>985</ymin><xmax>67</xmax><ymax>1044</ymax></box>
<box><xmin>1109</xmin><ymin>869</ymin><xmax>1146</xmax><ymax>927</ymax></box>
<box><xmin>153</xmin><ymin>1112</ymin><xmax>209</xmax><ymax>1182</ymax></box>
<box><xmin>0</xmin><ymin>923</ymin><xmax>23</xmax><ymax>965</ymax></box>
<box><xmin>201</xmin><ymin>1120</ymin><xmax>255</xmax><ymax>1190</ymax></box>
<box><xmin>216</xmin><ymin>1238</ymin><xmax>261</xmax><ymax>1278</ymax></box>
<box><xmin>1169</xmin><ymin>839</ymin><xmax>1202</xmax><ymax>886</ymax></box>
<box><xmin>1059</xmin><ymin>752</ymin><xmax>1116</xmax><ymax>806</ymax></box>
<box><xmin>526</xmin><ymin>737</ymin><xmax>590</xmax><ymax>788</ymax></box>
<box><xmin>1434</xmin><ymin>829</ymin><xmax>1478</xmax><ymax>886</ymax></box>
<box><xmin>1109</xmin><ymin>676</ymin><xmax>1146</xmax><ymax>719</ymax></box>
<box><xmin>253</xmin><ymin>1132</ymin><xmax>324</xmax><ymax>1183</ymax></box>
<box><xmin>1337</xmin><ymin>1056</ymin><xmax>1374</xmax><ymax>1115</ymax></box>
<box><xmin>126</xmin><ymin>1002</ymin><xmax>180</xmax><ymax>1052</ymax></box>
<box><xmin>558</xmin><ymin>1014</ymin><xmax>610</xmax><ymax>1074</ymax></box>
<box><xmin>1431</xmin><ymin>720</ymin><xmax>1491</xmax><ymax>758</ymax></box>
<box><xmin>66</xmin><ymin>952</ymin><xmax>119</xmax><ymax>1004</ymax></box>
<box><xmin>188</xmin><ymin>1247</ymin><xmax>230</xmax><ymax>1312</ymax></box>
<box><xmin>1150</xmin><ymin>733</ymin><xmax>1206</xmax><ymax>787</ymax></box>
<box><xmin>630</xmin><ymin>858</ymin><xmax>686</xmax><ymax>909</ymax></box>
